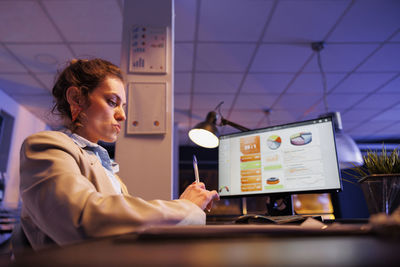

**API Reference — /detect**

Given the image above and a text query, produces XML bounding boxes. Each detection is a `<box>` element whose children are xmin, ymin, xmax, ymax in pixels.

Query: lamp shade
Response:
<box><xmin>322</xmin><ymin>112</ymin><xmax>364</xmax><ymax>169</ymax></box>
<box><xmin>335</xmin><ymin>132</ymin><xmax>364</xmax><ymax>169</ymax></box>
<box><xmin>188</xmin><ymin>111</ymin><xmax>219</xmax><ymax>148</ymax></box>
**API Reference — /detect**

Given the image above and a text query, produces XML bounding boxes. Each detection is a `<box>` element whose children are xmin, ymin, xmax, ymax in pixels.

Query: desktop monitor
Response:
<box><xmin>0</xmin><ymin>110</ymin><xmax>14</xmax><ymax>173</ymax></box>
<box><xmin>218</xmin><ymin>116</ymin><xmax>342</xmax><ymax>198</ymax></box>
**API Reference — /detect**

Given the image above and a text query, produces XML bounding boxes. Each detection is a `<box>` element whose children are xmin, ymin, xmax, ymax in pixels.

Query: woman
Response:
<box><xmin>19</xmin><ymin>58</ymin><xmax>219</xmax><ymax>250</ymax></box>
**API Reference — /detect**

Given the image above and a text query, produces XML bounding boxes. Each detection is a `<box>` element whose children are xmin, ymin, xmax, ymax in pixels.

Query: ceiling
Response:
<box><xmin>1</xmin><ymin>0</ymin><xmax>400</xmax><ymax>146</ymax></box>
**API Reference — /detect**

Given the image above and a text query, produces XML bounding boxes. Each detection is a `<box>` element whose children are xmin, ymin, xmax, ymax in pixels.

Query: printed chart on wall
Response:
<box><xmin>218</xmin><ymin>117</ymin><xmax>341</xmax><ymax>197</ymax></box>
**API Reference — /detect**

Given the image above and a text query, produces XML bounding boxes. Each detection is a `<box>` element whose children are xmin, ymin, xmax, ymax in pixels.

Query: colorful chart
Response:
<box><xmin>267</xmin><ymin>135</ymin><xmax>282</xmax><ymax>150</ymax></box>
<box><xmin>267</xmin><ymin>177</ymin><xmax>280</xmax><ymax>185</ymax></box>
<box><xmin>290</xmin><ymin>132</ymin><xmax>312</xmax><ymax>146</ymax></box>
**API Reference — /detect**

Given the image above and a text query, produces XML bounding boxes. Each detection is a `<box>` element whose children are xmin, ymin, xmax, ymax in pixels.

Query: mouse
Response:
<box><xmin>234</xmin><ymin>214</ymin><xmax>275</xmax><ymax>224</ymax></box>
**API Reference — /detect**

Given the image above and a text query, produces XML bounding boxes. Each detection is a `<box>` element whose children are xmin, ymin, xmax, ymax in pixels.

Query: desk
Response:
<box><xmin>10</xmin><ymin>224</ymin><xmax>400</xmax><ymax>266</ymax></box>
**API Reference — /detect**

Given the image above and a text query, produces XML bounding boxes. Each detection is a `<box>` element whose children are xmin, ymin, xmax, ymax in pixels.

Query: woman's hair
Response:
<box><xmin>52</xmin><ymin>58</ymin><xmax>123</xmax><ymax>128</ymax></box>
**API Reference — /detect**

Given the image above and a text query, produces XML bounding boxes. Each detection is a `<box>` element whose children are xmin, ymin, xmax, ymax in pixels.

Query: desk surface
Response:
<box><xmin>10</xmin><ymin>224</ymin><xmax>400</xmax><ymax>267</ymax></box>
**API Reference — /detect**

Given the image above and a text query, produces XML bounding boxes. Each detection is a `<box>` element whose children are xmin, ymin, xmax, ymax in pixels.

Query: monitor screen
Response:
<box><xmin>0</xmin><ymin>110</ymin><xmax>15</xmax><ymax>173</ymax></box>
<box><xmin>218</xmin><ymin>116</ymin><xmax>341</xmax><ymax>197</ymax></box>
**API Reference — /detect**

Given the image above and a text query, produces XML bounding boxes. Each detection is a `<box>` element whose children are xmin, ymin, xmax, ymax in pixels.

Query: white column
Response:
<box><xmin>116</xmin><ymin>0</ymin><xmax>175</xmax><ymax>200</ymax></box>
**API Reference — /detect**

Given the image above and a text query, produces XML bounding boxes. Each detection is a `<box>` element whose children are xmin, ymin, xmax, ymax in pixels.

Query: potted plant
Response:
<box><xmin>347</xmin><ymin>146</ymin><xmax>400</xmax><ymax>215</ymax></box>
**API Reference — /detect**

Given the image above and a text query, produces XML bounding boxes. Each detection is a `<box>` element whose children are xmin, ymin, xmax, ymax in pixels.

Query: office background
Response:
<box><xmin>0</xmin><ymin>0</ymin><xmax>399</xmax><ymax>217</ymax></box>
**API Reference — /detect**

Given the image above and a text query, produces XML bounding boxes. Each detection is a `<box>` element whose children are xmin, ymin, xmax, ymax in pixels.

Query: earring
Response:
<box><xmin>71</xmin><ymin>105</ymin><xmax>82</xmax><ymax>122</ymax></box>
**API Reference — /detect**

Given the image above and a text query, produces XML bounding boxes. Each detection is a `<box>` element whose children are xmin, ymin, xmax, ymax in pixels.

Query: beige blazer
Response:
<box><xmin>20</xmin><ymin>131</ymin><xmax>205</xmax><ymax>250</ymax></box>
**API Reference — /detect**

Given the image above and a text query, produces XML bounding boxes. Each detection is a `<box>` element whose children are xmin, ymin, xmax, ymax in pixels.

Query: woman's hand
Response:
<box><xmin>179</xmin><ymin>182</ymin><xmax>220</xmax><ymax>211</ymax></box>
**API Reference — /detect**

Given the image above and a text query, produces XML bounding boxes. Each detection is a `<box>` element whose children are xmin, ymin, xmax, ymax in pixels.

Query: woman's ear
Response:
<box><xmin>66</xmin><ymin>86</ymin><xmax>83</xmax><ymax>122</ymax></box>
<box><xmin>66</xmin><ymin>86</ymin><xmax>82</xmax><ymax>106</ymax></box>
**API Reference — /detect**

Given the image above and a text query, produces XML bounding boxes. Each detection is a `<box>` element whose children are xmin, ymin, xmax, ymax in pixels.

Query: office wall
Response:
<box><xmin>115</xmin><ymin>0</ymin><xmax>176</xmax><ymax>200</ymax></box>
<box><xmin>0</xmin><ymin>89</ymin><xmax>47</xmax><ymax>208</ymax></box>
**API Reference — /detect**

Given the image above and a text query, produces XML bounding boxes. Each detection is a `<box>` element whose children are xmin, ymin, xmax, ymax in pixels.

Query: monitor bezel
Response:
<box><xmin>218</xmin><ymin>115</ymin><xmax>343</xmax><ymax>199</ymax></box>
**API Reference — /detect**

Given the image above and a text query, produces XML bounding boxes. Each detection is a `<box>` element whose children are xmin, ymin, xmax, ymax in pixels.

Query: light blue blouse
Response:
<box><xmin>62</xmin><ymin>129</ymin><xmax>122</xmax><ymax>194</ymax></box>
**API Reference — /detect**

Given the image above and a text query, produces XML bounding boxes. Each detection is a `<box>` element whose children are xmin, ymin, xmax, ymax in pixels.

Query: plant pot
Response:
<box><xmin>358</xmin><ymin>174</ymin><xmax>400</xmax><ymax>215</ymax></box>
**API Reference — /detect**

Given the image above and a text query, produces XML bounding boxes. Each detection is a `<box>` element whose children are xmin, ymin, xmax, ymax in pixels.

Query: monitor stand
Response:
<box><xmin>235</xmin><ymin>195</ymin><xmax>307</xmax><ymax>224</ymax></box>
<box><xmin>265</xmin><ymin>195</ymin><xmax>294</xmax><ymax>216</ymax></box>
<box><xmin>241</xmin><ymin>195</ymin><xmax>294</xmax><ymax>216</ymax></box>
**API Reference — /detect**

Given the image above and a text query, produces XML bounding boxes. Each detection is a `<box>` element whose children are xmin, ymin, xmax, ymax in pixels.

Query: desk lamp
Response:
<box><xmin>188</xmin><ymin>103</ymin><xmax>250</xmax><ymax>148</ymax></box>
<box><xmin>188</xmin><ymin>111</ymin><xmax>219</xmax><ymax>148</ymax></box>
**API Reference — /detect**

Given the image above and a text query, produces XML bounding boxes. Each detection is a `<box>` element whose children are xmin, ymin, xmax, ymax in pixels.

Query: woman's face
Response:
<box><xmin>77</xmin><ymin>76</ymin><xmax>126</xmax><ymax>143</ymax></box>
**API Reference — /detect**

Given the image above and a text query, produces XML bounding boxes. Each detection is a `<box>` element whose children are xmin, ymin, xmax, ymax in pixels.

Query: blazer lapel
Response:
<box><xmin>80</xmin><ymin>148</ymin><xmax>119</xmax><ymax>196</ymax></box>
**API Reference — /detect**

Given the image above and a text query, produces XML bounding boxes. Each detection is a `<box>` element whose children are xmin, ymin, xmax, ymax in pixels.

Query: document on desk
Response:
<box><xmin>117</xmin><ymin>219</ymin><xmax>371</xmax><ymax>241</ymax></box>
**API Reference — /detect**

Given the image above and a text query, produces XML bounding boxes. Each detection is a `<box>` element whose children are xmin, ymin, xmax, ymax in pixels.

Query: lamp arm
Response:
<box><xmin>220</xmin><ymin>117</ymin><xmax>250</xmax><ymax>132</ymax></box>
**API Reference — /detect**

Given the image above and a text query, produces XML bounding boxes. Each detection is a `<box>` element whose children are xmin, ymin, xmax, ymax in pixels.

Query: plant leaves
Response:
<box><xmin>348</xmin><ymin>145</ymin><xmax>400</xmax><ymax>178</ymax></box>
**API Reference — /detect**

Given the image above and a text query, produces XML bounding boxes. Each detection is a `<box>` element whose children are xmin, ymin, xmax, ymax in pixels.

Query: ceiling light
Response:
<box><xmin>312</xmin><ymin>42</ymin><xmax>363</xmax><ymax>169</ymax></box>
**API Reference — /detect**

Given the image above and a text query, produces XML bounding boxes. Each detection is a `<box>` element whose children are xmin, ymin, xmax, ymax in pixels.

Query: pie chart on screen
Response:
<box><xmin>290</xmin><ymin>132</ymin><xmax>312</xmax><ymax>146</ymax></box>
<box><xmin>267</xmin><ymin>135</ymin><xmax>281</xmax><ymax>150</ymax></box>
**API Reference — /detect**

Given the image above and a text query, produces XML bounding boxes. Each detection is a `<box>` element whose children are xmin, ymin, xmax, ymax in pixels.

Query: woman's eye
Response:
<box><xmin>108</xmin><ymin>100</ymin><xmax>117</xmax><ymax>107</ymax></box>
